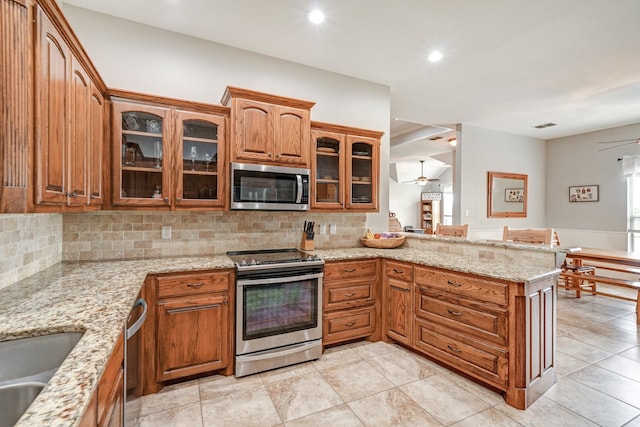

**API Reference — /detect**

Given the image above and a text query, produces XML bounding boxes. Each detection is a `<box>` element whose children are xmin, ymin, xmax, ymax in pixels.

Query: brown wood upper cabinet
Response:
<box><xmin>222</xmin><ymin>87</ymin><xmax>314</xmax><ymax>167</ymax></box>
<box><xmin>33</xmin><ymin>3</ymin><xmax>105</xmax><ymax>210</ymax></box>
<box><xmin>311</xmin><ymin>122</ymin><xmax>382</xmax><ymax>211</ymax></box>
<box><xmin>110</xmin><ymin>96</ymin><xmax>227</xmax><ymax>210</ymax></box>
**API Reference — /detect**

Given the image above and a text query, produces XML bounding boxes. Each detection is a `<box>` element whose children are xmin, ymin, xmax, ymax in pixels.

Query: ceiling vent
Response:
<box><xmin>533</xmin><ymin>122</ymin><xmax>557</xmax><ymax>129</ymax></box>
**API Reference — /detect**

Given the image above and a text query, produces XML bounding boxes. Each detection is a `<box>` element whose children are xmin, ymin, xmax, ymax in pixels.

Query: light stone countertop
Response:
<box><xmin>0</xmin><ymin>248</ymin><xmax>558</xmax><ymax>426</ymax></box>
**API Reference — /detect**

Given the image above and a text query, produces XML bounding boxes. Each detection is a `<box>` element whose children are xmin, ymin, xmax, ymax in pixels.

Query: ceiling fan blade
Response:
<box><xmin>596</xmin><ymin>138</ymin><xmax>639</xmax><ymax>144</ymax></box>
<box><xmin>598</xmin><ymin>141</ymin><xmax>639</xmax><ymax>152</ymax></box>
<box><xmin>401</xmin><ymin>180</ymin><xmax>417</xmax><ymax>183</ymax></box>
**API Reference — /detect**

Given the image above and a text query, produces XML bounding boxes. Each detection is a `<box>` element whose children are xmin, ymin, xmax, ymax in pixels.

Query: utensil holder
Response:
<box><xmin>300</xmin><ymin>233</ymin><xmax>314</xmax><ymax>251</ymax></box>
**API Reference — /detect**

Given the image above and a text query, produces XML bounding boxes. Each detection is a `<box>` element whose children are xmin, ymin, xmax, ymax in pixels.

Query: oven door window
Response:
<box><xmin>242</xmin><ymin>279</ymin><xmax>318</xmax><ymax>341</ymax></box>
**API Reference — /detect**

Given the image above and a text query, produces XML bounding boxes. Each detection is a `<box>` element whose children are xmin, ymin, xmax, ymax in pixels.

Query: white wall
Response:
<box><xmin>61</xmin><ymin>5</ymin><xmax>391</xmax><ymax>231</ymax></box>
<box><xmin>458</xmin><ymin>125</ymin><xmax>547</xmax><ymax>240</ymax></box>
<box><xmin>546</xmin><ymin>122</ymin><xmax>640</xmax><ymax>249</ymax></box>
<box><xmin>388</xmin><ymin>178</ymin><xmax>423</xmax><ymax>230</ymax></box>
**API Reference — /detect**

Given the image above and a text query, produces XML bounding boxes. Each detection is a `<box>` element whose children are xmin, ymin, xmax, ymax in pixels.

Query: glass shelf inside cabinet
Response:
<box><xmin>182</xmin><ymin>120</ymin><xmax>219</xmax><ymax>174</ymax></box>
<box><xmin>351</xmin><ymin>142</ymin><xmax>371</xmax><ymax>158</ymax></box>
<box><xmin>120</xmin><ymin>111</ymin><xmax>164</xmax><ymax>199</ymax></box>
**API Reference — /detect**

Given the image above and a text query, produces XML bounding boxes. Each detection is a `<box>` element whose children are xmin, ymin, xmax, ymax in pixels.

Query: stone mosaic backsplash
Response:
<box><xmin>0</xmin><ymin>214</ymin><xmax>62</xmax><ymax>290</ymax></box>
<box><xmin>62</xmin><ymin>211</ymin><xmax>368</xmax><ymax>261</ymax></box>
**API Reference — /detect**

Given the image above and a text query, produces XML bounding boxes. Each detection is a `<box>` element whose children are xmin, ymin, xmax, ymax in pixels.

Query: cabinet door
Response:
<box><xmin>34</xmin><ymin>6</ymin><xmax>69</xmax><ymax>205</ymax></box>
<box><xmin>273</xmin><ymin>105</ymin><xmax>310</xmax><ymax>166</ymax></box>
<box><xmin>156</xmin><ymin>294</ymin><xmax>229</xmax><ymax>381</ymax></box>
<box><xmin>111</xmin><ymin>102</ymin><xmax>171</xmax><ymax>207</ymax></box>
<box><xmin>174</xmin><ymin>110</ymin><xmax>225</xmax><ymax>208</ymax></box>
<box><xmin>232</xmin><ymin>98</ymin><xmax>273</xmax><ymax>163</ymax></box>
<box><xmin>311</xmin><ymin>130</ymin><xmax>345</xmax><ymax>209</ymax></box>
<box><xmin>67</xmin><ymin>56</ymin><xmax>90</xmax><ymax>206</ymax></box>
<box><xmin>87</xmin><ymin>85</ymin><xmax>104</xmax><ymax>206</ymax></box>
<box><xmin>386</xmin><ymin>278</ymin><xmax>412</xmax><ymax>345</ymax></box>
<box><xmin>346</xmin><ymin>135</ymin><xmax>379</xmax><ymax>211</ymax></box>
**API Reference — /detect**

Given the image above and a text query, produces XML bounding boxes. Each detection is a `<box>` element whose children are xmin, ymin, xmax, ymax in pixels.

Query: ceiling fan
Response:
<box><xmin>402</xmin><ymin>160</ymin><xmax>440</xmax><ymax>186</ymax></box>
<box><xmin>597</xmin><ymin>137</ymin><xmax>640</xmax><ymax>152</ymax></box>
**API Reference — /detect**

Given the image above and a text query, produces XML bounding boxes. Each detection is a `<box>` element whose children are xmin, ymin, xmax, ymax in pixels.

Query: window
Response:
<box><xmin>624</xmin><ymin>156</ymin><xmax>640</xmax><ymax>250</ymax></box>
<box><xmin>628</xmin><ymin>175</ymin><xmax>640</xmax><ymax>251</ymax></box>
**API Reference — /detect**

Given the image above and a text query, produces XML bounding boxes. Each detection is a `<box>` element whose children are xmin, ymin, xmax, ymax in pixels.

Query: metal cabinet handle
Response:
<box><xmin>447</xmin><ymin>345</ymin><xmax>462</xmax><ymax>353</ymax></box>
<box><xmin>447</xmin><ymin>280</ymin><xmax>462</xmax><ymax>287</ymax></box>
<box><xmin>393</xmin><ymin>269</ymin><xmax>404</xmax><ymax>273</ymax></box>
<box><xmin>66</xmin><ymin>191</ymin><xmax>78</xmax><ymax>198</ymax></box>
<box><xmin>344</xmin><ymin>293</ymin><xmax>356</xmax><ymax>297</ymax></box>
<box><xmin>345</xmin><ymin>322</ymin><xmax>356</xmax><ymax>327</ymax></box>
<box><xmin>187</xmin><ymin>282</ymin><xmax>204</xmax><ymax>288</ymax></box>
<box><xmin>447</xmin><ymin>309</ymin><xmax>463</xmax><ymax>317</ymax></box>
<box><xmin>90</xmin><ymin>193</ymin><xmax>99</xmax><ymax>199</ymax></box>
<box><xmin>176</xmin><ymin>197</ymin><xmax>182</xmax><ymax>202</ymax></box>
<box><xmin>343</xmin><ymin>268</ymin><xmax>357</xmax><ymax>273</ymax></box>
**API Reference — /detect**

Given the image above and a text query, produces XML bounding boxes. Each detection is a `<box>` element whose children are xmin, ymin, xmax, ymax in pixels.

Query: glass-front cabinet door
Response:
<box><xmin>346</xmin><ymin>135</ymin><xmax>379</xmax><ymax>211</ymax></box>
<box><xmin>112</xmin><ymin>102</ymin><xmax>170</xmax><ymax>207</ymax></box>
<box><xmin>175</xmin><ymin>110</ymin><xmax>225</xmax><ymax>208</ymax></box>
<box><xmin>311</xmin><ymin>130</ymin><xmax>344</xmax><ymax>209</ymax></box>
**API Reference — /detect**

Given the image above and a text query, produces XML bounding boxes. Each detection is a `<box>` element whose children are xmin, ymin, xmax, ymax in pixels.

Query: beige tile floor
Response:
<box><xmin>129</xmin><ymin>287</ymin><xmax>640</xmax><ymax>427</ymax></box>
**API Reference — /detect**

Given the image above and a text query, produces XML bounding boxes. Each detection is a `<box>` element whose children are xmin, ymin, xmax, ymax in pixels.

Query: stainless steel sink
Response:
<box><xmin>0</xmin><ymin>332</ymin><xmax>83</xmax><ymax>426</ymax></box>
<box><xmin>0</xmin><ymin>383</ymin><xmax>46</xmax><ymax>427</ymax></box>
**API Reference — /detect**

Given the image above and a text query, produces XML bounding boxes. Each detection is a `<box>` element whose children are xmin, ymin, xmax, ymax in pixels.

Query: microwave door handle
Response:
<box><xmin>296</xmin><ymin>175</ymin><xmax>302</xmax><ymax>204</ymax></box>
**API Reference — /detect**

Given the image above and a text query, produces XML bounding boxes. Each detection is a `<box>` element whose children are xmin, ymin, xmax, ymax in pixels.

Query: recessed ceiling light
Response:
<box><xmin>428</xmin><ymin>51</ymin><xmax>443</xmax><ymax>62</ymax></box>
<box><xmin>308</xmin><ymin>9</ymin><xmax>325</xmax><ymax>24</ymax></box>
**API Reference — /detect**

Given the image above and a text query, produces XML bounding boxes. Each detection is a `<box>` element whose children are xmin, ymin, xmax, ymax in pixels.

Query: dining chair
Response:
<box><xmin>502</xmin><ymin>226</ymin><xmax>553</xmax><ymax>246</ymax></box>
<box><xmin>435</xmin><ymin>224</ymin><xmax>469</xmax><ymax>238</ymax></box>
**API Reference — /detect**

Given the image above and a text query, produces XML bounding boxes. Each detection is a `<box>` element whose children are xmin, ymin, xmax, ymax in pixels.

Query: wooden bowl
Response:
<box><xmin>360</xmin><ymin>236</ymin><xmax>405</xmax><ymax>249</ymax></box>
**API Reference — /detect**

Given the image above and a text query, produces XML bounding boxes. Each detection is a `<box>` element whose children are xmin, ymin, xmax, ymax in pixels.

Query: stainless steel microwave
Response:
<box><xmin>230</xmin><ymin>163</ymin><xmax>310</xmax><ymax>210</ymax></box>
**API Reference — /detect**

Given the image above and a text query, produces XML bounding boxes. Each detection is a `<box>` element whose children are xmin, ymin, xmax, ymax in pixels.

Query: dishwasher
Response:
<box><xmin>124</xmin><ymin>296</ymin><xmax>147</xmax><ymax>426</ymax></box>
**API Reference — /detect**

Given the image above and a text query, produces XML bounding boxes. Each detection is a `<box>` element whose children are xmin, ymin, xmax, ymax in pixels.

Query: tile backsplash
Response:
<box><xmin>0</xmin><ymin>214</ymin><xmax>63</xmax><ymax>289</ymax></box>
<box><xmin>63</xmin><ymin>211</ymin><xmax>367</xmax><ymax>261</ymax></box>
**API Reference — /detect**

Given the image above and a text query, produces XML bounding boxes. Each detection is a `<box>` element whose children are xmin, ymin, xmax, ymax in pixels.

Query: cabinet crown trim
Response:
<box><xmin>221</xmin><ymin>86</ymin><xmax>315</xmax><ymax>110</ymax></box>
<box><xmin>311</xmin><ymin>121</ymin><xmax>384</xmax><ymax>139</ymax></box>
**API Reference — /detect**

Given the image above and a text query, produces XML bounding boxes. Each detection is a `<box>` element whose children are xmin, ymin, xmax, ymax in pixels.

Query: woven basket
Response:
<box><xmin>360</xmin><ymin>236</ymin><xmax>405</xmax><ymax>249</ymax></box>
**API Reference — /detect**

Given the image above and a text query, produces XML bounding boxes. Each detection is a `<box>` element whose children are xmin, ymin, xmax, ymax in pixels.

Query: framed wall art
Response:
<box><xmin>505</xmin><ymin>188</ymin><xmax>525</xmax><ymax>202</ymax></box>
<box><xmin>569</xmin><ymin>185</ymin><xmax>599</xmax><ymax>202</ymax></box>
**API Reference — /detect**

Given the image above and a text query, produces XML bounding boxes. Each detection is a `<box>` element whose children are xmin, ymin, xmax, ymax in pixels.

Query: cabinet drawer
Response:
<box><xmin>414</xmin><ymin>319</ymin><xmax>507</xmax><ymax>390</ymax></box>
<box><xmin>156</xmin><ymin>270</ymin><xmax>231</xmax><ymax>298</ymax></box>
<box><xmin>324</xmin><ymin>260</ymin><xmax>377</xmax><ymax>282</ymax></box>
<box><xmin>415</xmin><ymin>267</ymin><xmax>508</xmax><ymax>306</ymax></box>
<box><xmin>385</xmin><ymin>260</ymin><xmax>414</xmax><ymax>282</ymax></box>
<box><xmin>324</xmin><ymin>280</ymin><xmax>374</xmax><ymax>311</ymax></box>
<box><xmin>415</xmin><ymin>288</ymin><xmax>507</xmax><ymax>346</ymax></box>
<box><xmin>323</xmin><ymin>306</ymin><xmax>376</xmax><ymax>345</ymax></box>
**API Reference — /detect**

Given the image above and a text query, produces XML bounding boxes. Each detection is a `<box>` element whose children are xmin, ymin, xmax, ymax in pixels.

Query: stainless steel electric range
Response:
<box><xmin>226</xmin><ymin>248</ymin><xmax>324</xmax><ymax>377</ymax></box>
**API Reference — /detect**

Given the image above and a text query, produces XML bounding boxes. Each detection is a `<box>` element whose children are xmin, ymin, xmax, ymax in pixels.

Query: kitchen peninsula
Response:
<box><xmin>0</xmin><ymin>236</ymin><xmax>560</xmax><ymax>425</ymax></box>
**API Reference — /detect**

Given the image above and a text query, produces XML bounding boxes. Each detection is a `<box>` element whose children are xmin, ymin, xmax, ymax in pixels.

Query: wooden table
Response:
<box><xmin>564</xmin><ymin>247</ymin><xmax>640</xmax><ymax>323</ymax></box>
<box><xmin>567</xmin><ymin>247</ymin><xmax>640</xmax><ymax>268</ymax></box>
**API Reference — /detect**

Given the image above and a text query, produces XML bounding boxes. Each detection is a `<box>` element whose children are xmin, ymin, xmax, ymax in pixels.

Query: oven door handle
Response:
<box><xmin>236</xmin><ymin>340</ymin><xmax>320</xmax><ymax>362</ymax></box>
<box><xmin>237</xmin><ymin>272</ymin><xmax>323</xmax><ymax>287</ymax></box>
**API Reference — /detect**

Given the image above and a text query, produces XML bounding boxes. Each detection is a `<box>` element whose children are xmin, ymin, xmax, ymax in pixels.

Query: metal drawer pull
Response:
<box><xmin>345</xmin><ymin>293</ymin><xmax>356</xmax><ymax>297</ymax></box>
<box><xmin>186</xmin><ymin>282</ymin><xmax>204</xmax><ymax>288</ymax></box>
<box><xmin>447</xmin><ymin>309</ymin><xmax>463</xmax><ymax>316</ymax></box>
<box><xmin>447</xmin><ymin>280</ymin><xmax>462</xmax><ymax>287</ymax></box>
<box><xmin>345</xmin><ymin>322</ymin><xmax>356</xmax><ymax>327</ymax></box>
<box><xmin>447</xmin><ymin>345</ymin><xmax>462</xmax><ymax>353</ymax></box>
<box><xmin>343</xmin><ymin>268</ymin><xmax>357</xmax><ymax>272</ymax></box>
<box><xmin>393</xmin><ymin>269</ymin><xmax>404</xmax><ymax>273</ymax></box>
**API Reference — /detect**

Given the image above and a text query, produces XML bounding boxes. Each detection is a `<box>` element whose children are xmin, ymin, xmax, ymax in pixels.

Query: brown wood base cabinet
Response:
<box><xmin>382</xmin><ymin>262</ymin><xmax>558</xmax><ymax>410</ymax></box>
<box><xmin>322</xmin><ymin>259</ymin><xmax>379</xmax><ymax>346</ymax></box>
<box><xmin>79</xmin><ymin>333</ymin><xmax>124</xmax><ymax>427</ymax></box>
<box><xmin>143</xmin><ymin>269</ymin><xmax>234</xmax><ymax>394</ymax></box>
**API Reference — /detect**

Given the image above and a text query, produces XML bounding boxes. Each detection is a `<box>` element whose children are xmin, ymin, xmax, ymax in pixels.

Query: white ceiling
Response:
<box><xmin>62</xmin><ymin>0</ymin><xmax>640</xmax><ymax>181</ymax></box>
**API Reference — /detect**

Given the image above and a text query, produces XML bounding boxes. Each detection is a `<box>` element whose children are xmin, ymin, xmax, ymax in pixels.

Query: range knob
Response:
<box><xmin>239</xmin><ymin>259</ymin><xmax>248</xmax><ymax>267</ymax></box>
<box><xmin>249</xmin><ymin>259</ymin><xmax>258</xmax><ymax>266</ymax></box>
